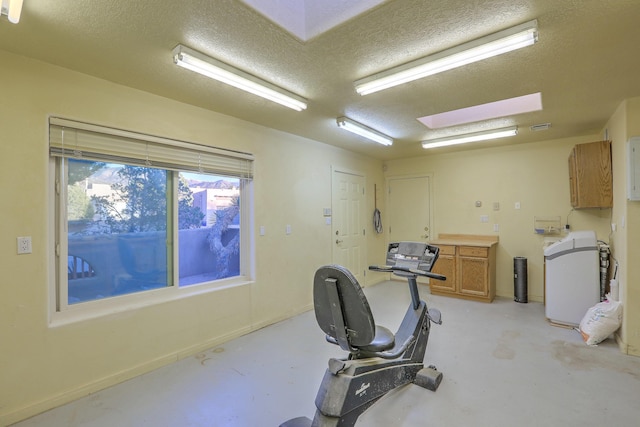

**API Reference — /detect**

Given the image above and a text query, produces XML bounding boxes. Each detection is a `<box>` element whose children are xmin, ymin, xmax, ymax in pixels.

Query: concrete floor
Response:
<box><xmin>12</xmin><ymin>280</ymin><xmax>640</xmax><ymax>427</ymax></box>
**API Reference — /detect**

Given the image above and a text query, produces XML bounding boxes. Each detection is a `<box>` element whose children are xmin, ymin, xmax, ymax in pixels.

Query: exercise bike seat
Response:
<box><xmin>313</xmin><ymin>265</ymin><xmax>395</xmax><ymax>355</ymax></box>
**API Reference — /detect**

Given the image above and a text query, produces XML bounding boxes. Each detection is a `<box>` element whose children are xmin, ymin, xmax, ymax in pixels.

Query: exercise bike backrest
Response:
<box><xmin>314</xmin><ymin>265</ymin><xmax>380</xmax><ymax>353</ymax></box>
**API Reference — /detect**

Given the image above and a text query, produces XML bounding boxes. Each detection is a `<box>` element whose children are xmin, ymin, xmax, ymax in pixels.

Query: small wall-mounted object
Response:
<box><xmin>628</xmin><ymin>137</ymin><xmax>640</xmax><ymax>201</ymax></box>
<box><xmin>534</xmin><ymin>216</ymin><xmax>561</xmax><ymax>235</ymax></box>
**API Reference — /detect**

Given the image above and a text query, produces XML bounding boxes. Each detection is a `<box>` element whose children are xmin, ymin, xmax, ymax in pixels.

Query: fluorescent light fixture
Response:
<box><xmin>173</xmin><ymin>44</ymin><xmax>307</xmax><ymax>111</ymax></box>
<box><xmin>337</xmin><ymin>117</ymin><xmax>393</xmax><ymax>146</ymax></box>
<box><xmin>1</xmin><ymin>0</ymin><xmax>24</xmax><ymax>23</ymax></box>
<box><xmin>355</xmin><ymin>20</ymin><xmax>538</xmax><ymax>95</ymax></box>
<box><xmin>421</xmin><ymin>126</ymin><xmax>518</xmax><ymax>149</ymax></box>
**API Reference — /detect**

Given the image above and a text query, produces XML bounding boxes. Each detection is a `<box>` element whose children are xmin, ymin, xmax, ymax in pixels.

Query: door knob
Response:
<box><xmin>336</xmin><ymin>239</ymin><xmax>343</xmax><ymax>244</ymax></box>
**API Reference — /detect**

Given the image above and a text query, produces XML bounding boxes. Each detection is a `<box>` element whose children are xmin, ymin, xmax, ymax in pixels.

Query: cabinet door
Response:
<box><xmin>570</xmin><ymin>140</ymin><xmax>612</xmax><ymax>208</ymax></box>
<box><xmin>431</xmin><ymin>254</ymin><xmax>456</xmax><ymax>292</ymax></box>
<box><xmin>459</xmin><ymin>256</ymin><xmax>488</xmax><ymax>297</ymax></box>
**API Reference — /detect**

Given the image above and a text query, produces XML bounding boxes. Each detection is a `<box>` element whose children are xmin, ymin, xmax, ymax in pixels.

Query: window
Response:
<box><xmin>50</xmin><ymin>118</ymin><xmax>253</xmax><ymax>312</ymax></box>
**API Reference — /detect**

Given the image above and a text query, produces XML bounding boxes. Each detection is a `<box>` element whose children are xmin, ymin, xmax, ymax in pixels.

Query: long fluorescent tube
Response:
<box><xmin>355</xmin><ymin>20</ymin><xmax>538</xmax><ymax>95</ymax></box>
<box><xmin>173</xmin><ymin>44</ymin><xmax>307</xmax><ymax>111</ymax></box>
<box><xmin>421</xmin><ymin>126</ymin><xmax>518</xmax><ymax>149</ymax></box>
<box><xmin>337</xmin><ymin>117</ymin><xmax>393</xmax><ymax>146</ymax></box>
<box><xmin>1</xmin><ymin>0</ymin><xmax>24</xmax><ymax>23</ymax></box>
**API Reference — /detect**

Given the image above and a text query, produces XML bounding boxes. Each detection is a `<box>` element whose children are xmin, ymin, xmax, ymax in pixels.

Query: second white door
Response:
<box><xmin>387</xmin><ymin>175</ymin><xmax>431</xmax><ymax>242</ymax></box>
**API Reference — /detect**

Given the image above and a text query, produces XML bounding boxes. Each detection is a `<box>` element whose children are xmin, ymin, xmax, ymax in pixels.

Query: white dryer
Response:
<box><xmin>544</xmin><ymin>230</ymin><xmax>599</xmax><ymax>327</ymax></box>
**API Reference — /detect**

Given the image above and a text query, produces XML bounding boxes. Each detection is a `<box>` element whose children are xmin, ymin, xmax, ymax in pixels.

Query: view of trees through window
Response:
<box><xmin>66</xmin><ymin>159</ymin><xmax>241</xmax><ymax>304</ymax></box>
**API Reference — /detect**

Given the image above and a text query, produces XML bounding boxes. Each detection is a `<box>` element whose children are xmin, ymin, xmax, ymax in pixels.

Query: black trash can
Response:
<box><xmin>514</xmin><ymin>257</ymin><xmax>528</xmax><ymax>303</ymax></box>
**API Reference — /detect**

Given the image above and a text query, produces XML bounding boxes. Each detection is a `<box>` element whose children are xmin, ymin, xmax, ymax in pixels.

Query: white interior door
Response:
<box><xmin>387</xmin><ymin>175</ymin><xmax>431</xmax><ymax>242</ymax></box>
<box><xmin>332</xmin><ymin>169</ymin><xmax>366</xmax><ymax>282</ymax></box>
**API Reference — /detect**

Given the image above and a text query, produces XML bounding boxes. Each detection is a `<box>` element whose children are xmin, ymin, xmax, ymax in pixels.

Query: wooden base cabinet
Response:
<box><xmin>430</xmin><ymin>234</ymin><xmax>498</xmax><ymax>303</ymax></box>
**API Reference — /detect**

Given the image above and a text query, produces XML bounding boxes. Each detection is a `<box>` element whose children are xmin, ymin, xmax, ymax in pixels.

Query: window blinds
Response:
<box><xmin>49</xmin><ymin>117</ymin><xmax>253</xmax><ymax>179</ymax></box>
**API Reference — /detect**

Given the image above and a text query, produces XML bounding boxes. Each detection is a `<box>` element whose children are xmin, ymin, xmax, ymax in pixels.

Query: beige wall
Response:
<box><xmin>383</xmin><ymin>136</ymin><xmax>612</xmax><ymax>302</ymax></box>
<box><xmin>606</xmin><ymin>97</ymin><xmax>640</xmax><ymax>356</ymax></box>
<box><xmin>624</xmin><ymin>98</ymin><xmax>640</xmax><ymax>356</ymax></box>
<box><xmin>0</xmin><ymin>50</ymin><xmax>386</xmax><ymax>424</ymax></box>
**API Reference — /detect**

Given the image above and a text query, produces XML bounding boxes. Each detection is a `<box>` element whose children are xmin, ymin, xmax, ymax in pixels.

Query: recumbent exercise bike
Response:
<box><xmin>281</xmin><ymin>241</ymin><xmax>445</xmax><ymax>427</ymax></box>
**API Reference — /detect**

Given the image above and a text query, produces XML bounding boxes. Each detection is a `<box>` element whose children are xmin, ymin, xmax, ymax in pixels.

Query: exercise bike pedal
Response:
<box><xmin>427</xmin><ymin>308</ymin><xmax>442</xmax><ymax>325</ymax></box>
<box><xmin>414</xmin><ymin>365</ymin><xmax>443</xmax><ymax>391</ymax></box>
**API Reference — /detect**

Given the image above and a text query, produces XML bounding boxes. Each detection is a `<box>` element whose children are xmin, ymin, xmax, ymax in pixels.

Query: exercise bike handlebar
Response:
<box><xmin>368</xmin><ymin>265</ymin><xmax>446</xmax><ymax>281</ymax></box>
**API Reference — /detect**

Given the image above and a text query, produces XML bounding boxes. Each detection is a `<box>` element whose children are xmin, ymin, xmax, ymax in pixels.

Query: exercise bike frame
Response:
<box><xmin>310</xmin><ymin>269</ymin><xmax>443</xmax><ymax>426</ymax></box>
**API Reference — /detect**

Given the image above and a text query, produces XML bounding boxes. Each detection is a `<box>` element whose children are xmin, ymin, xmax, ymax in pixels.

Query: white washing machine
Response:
<box><xmin>544</xmin><ymin>230</ymin><xmax>600</xmax><ymax>327</ymax></box>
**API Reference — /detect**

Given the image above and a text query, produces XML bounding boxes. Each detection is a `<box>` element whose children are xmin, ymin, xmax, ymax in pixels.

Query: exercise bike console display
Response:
<box><xmin>388</xmin><ymin>241</ymin><xmax>437</xmax><ymax>268</ymax></box>
<box><xmin>370</xmin><ymin>241</ymin><xmax>445</xmax><ymax>281</ymax></box>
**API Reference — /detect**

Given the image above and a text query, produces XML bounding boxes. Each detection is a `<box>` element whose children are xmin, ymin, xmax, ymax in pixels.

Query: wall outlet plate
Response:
<box><xmin>17</xmin><ymin>236</ymin><xmax>32</xmax><ymax>254</ymax></box>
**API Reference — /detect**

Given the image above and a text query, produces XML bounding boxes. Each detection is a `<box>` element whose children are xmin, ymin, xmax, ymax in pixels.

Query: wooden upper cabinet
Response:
<box><xmin>568</xmin><ymin>140</ymin><xmax>613</xmax><ymax>209</ymax></box>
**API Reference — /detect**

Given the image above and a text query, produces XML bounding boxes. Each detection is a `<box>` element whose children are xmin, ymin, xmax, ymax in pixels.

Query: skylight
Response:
<box><xmin>417</xmin><ymin>92</ymin><xmax>543</xmax><ymax>129</ymax></box>
<box><xmin>240</xmin><ymin>0</ymin><xmax>386</xmax><ymax>41</ymax></box>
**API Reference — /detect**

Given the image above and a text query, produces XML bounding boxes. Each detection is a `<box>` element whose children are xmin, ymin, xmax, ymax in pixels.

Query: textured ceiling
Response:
<box><xmin>1</xmin><ymin>0</ymin><xmax>640</xmax><ymax>160</ymax></box>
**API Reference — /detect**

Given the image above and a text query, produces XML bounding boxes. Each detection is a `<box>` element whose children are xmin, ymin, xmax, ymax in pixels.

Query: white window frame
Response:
<box><xmin>48</xmin><ymin>118</ymin><xmax>255</xmax><ymax>326</ymax></box>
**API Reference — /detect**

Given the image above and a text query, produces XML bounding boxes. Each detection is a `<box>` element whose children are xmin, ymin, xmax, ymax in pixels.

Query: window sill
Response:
<box><xmin>49</xmin><ymin>276</ymin><xmax>254</xmax><ymax>328</ymax></box>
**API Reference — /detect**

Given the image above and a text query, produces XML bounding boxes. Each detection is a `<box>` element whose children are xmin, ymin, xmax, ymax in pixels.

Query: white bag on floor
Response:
<box><xmin>579</xmin><ymin>298</ymin><xmax>623</xmax><ymax>345</ymax></box>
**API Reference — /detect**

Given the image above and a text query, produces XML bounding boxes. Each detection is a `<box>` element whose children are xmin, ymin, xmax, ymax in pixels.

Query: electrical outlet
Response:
<box><xmin>17</xmin><ymin>236</ymin><xmax>32</xmax><ymax>254</ymax></box>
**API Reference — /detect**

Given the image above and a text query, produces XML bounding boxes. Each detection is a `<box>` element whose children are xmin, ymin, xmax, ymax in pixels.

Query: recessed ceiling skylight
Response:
<box><xmin>241</xmin><ymin>0</ymin><xmax>385</xmax><ymax>41</ymax></box>
<box><xmin>417</xmin><ymin>92</ymin><xmax>543</xmax><ymax>129</ymax></box>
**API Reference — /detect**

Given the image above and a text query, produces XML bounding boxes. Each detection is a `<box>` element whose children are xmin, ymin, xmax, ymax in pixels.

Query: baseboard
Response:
<box><xmin>250</xmin><ymin>303</ymin><xmax>314</xmax><ymax>331</ymax></box>
<box><xmin>615</xmin><ymin>332</ymin><xmax>629</xmax><ymax>354</ymax></box>
<box><xmin>1</xmin><ymin>307</ymin><xmax>313</xmax><ymax>426</ymax></box>
<box><xmin>0</xmin><ymin>353</ymin><xmax>177</xmax><ymax>426</ymax></box>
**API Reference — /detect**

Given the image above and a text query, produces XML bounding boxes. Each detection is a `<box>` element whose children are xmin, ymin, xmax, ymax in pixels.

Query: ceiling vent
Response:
<box><xmin>530</xmin><ymin>123</ymin><xmax>551</xmax><ymax>131</ymax></box>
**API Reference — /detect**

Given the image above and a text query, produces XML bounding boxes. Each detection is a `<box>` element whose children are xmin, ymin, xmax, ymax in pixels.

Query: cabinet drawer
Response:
<box><xmin>436</xmin><ymin>245</ymin><xmax>456</xmax><ymax>255</ymax></box>
<box><xmin>459</xmin><ymin>246</ymin><xmax>488</xmax><ymax>257</ymax></box>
